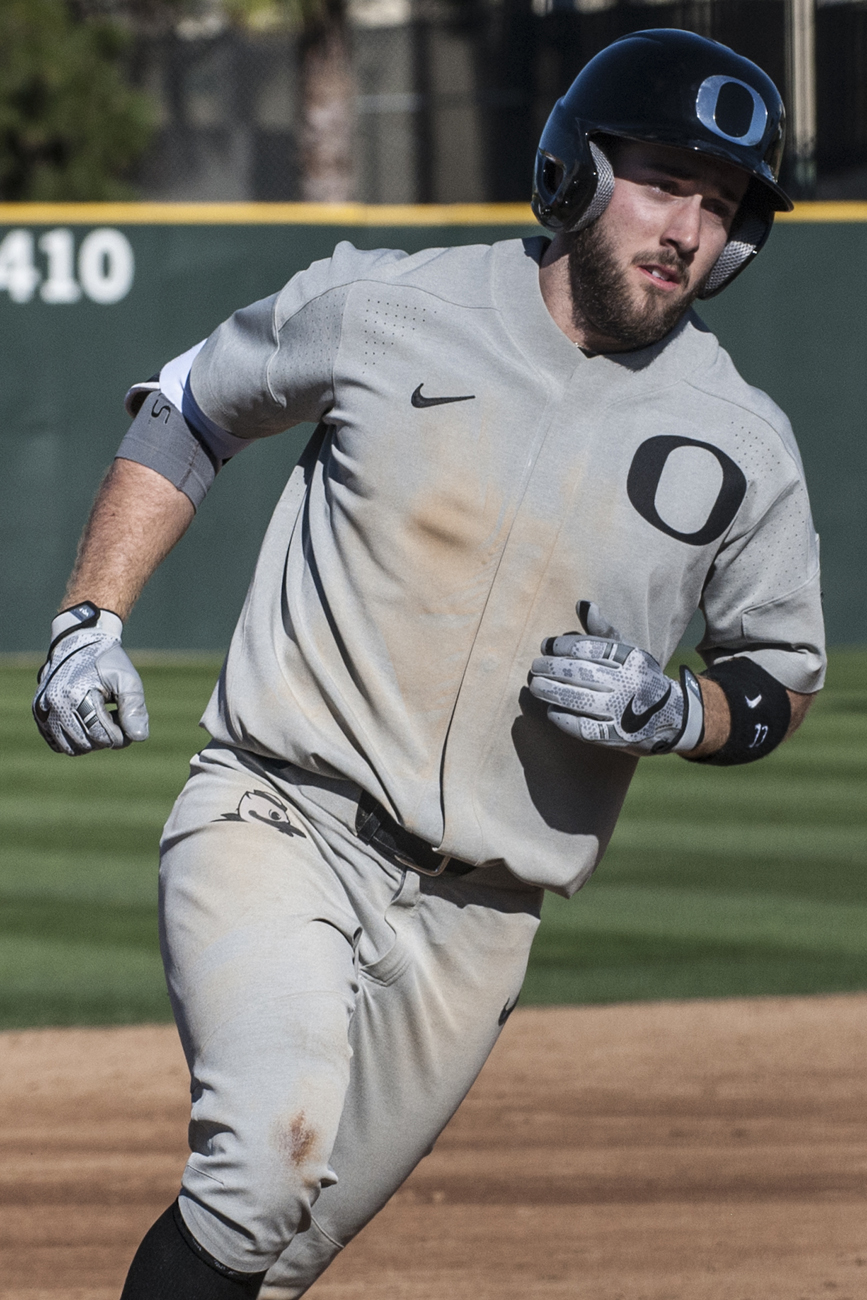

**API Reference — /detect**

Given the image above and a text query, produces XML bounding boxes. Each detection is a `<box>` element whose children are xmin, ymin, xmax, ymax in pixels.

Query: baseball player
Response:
<box><xmin>33</xmin><ymin>29</ymin><xmax>825</xmax><ymax>1300</ymax></box>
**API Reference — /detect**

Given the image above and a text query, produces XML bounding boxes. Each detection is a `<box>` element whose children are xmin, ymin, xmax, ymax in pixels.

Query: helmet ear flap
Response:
<box><xmin>699</xmin><ymin>195</ymin><xmax>772</xmax><ymax>298</ymax></box>
<box><xmin>541</xmin><ymin>156</ymin><xmax>565</xmax><ymax>197</ymax></box>
<box><xmin>569</xmin><ymin>140</ymin><xmax>615</xmax><ymax>232</ymax></box>
<box><xmin>532</xmin><ymin>135</ymin><xmax>615</xmax><ymax>234</ymax></box>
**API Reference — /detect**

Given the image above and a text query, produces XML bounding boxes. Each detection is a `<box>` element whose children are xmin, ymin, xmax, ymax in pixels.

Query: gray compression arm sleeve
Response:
<box><xmin>116</xmin><ymin>390</ymin><xmax>225</xmax><ymax>509</ymax></box>
<box><xmin>117</xmin><ymin>339</ymin><xmax>255</xmax><ymax>508</ymax></box>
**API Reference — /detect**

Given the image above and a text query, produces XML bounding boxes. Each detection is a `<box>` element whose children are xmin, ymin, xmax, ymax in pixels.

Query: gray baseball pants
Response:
<box><xmin>158</xmin><ymin>742</ymin><xmax>543</xmax><ymax>1298</ymax></box>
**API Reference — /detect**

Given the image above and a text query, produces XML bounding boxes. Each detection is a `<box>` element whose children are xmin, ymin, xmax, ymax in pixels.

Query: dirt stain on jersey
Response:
<box><xmin>390</xmin><ymin>481</ymin><xmax>511</xmax><ymax>713</ymax></box>
<box><xmin>275</xmin><ymin>1112</ymin><xmax>319</xmax><ymax>1169</ymax></box>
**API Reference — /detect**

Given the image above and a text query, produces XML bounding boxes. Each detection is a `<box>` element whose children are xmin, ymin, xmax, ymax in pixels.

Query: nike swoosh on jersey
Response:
<box><xmin>745</xmin><ymin>694</ymin><xmax>763</xmax><ymax>708</ymax></box>
<box><xmin>620</xmin><ymin>684</ymin><xmax>672</xmax><ymax>734</ymax></box>
<box><xmin>411</xmin><ymin>383</ymin><xmax>475</xmax><ymax>408</ymax></box>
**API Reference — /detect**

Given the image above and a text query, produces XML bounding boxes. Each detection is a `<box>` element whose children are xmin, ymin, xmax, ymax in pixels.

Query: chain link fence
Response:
<box><xmin>127</xmin><ymin>0</ymin><xmax>867</xmax><ymax>202</ymax></box>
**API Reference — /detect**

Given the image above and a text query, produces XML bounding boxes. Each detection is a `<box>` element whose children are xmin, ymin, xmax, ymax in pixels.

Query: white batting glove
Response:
<box><xmin>529</xmin><ymin>601</ymin><xmax>705</xmax><ymax>756</ymax></box>
<box><xmin>32</xmin><ymin>601</ymin><xmax>149</xmax><ymax>756</ymax></box>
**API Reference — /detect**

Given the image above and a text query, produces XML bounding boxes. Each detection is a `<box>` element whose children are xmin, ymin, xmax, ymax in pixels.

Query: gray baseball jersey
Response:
<box><xmin>119</xmin><ymin>236</ymin><xmax>825</xmax><ymax>897</ymax></box>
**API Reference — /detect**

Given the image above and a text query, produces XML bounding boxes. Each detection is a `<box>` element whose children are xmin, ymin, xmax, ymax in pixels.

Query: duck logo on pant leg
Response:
<box><xmin>216</xmin><ymin>789</ymin><xmax>306</xmax><ymax>837</ymax></box>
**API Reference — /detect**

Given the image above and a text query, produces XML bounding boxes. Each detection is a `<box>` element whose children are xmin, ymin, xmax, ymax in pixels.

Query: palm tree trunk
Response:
<box><xmin>299</xmin><ymin>0</ymin><xmax>355</xmax><ymax>202</ymax></box>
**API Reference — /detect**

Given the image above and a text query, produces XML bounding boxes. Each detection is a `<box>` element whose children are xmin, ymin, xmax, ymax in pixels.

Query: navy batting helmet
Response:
<box><xmin>531</xmin><ymin>28</ymin><xmax>792</xmax><ymax>297</ymax></box>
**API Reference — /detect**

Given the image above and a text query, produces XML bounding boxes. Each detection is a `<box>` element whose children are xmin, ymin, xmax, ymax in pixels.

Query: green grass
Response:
<box><xmin>523</xmin><ymin>649</ymin><xmax>867</xmax><ymax>1004</ymax></box>
<box><xmin>0</xmin><ymin>658</ymin><xmax>221</xmax><ymax>1027</ymax></box>
<box><xmin>1</xmin><ymin>652</ymin><xmax>865</xmax><ymax>1027</ymax></box>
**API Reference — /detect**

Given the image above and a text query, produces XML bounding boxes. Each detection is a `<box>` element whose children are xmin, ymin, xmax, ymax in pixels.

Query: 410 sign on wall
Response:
<box><xmin>0</xmin><ymin>227</ymin><xmax>135</xmax><ymax>304</ymax></box>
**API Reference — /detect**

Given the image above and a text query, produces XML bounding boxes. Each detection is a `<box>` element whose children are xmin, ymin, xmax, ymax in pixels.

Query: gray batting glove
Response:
<box><xmin>529</xmin><ymin>600</ymin><xmax>705</xmax><ymax>756</ymax></box>
<box><xmin>32</xmin><ymin>601</ymin><xmax>149</xmax><ymax>756</ymax></box>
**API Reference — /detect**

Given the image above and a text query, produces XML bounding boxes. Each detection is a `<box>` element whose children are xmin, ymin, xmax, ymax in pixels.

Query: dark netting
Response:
<box><xmin>117</xmin><ymin>0</ymin><xmax>867</xmax><ymax>203</ymax></box>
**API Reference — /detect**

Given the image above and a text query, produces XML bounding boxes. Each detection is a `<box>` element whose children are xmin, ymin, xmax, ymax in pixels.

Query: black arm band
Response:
<box><xmin>688</xmin><ymin>658</ymin><xmax>791</xmax><ymax>766</ymax></box>
<box><xmin>116</xmin><ymin>390</ymin><xmax>220</xmax><ymax>510</ymax></box>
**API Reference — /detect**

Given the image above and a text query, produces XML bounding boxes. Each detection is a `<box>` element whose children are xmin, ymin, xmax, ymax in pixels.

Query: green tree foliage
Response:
<box><xmin>219</xmin><ymin>0</ymin><xmax>321</xmax><ymax>31</ymax></box>
<box><xmin>0</xmin><ymin>0</ymin><xmax>155</xmax><ymax>201</ymax></box>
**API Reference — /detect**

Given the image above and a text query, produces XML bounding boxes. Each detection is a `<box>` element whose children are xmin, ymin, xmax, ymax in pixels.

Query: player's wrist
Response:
<box><xmin>50</xmin><ymin>601</ymin><xmax>123</xmax><ymax>652</ymax></box>
<box><xmin>685</xmin><ymin>659</ymin><xmax>792</xmax><ymax>766</ymax></box>
<box><xmin>679</xmin><ymin>676</ymin><xmax>730</xmax><ymax>758</ymax></box>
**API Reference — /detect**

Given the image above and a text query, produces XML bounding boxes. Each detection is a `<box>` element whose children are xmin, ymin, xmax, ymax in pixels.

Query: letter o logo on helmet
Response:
<box><xmin>695</xmin><ymin>75</ymin><xmax>769</xmax><ymax>148</ymax></box>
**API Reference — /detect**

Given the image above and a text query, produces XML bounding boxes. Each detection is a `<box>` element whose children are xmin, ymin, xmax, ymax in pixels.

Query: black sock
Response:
<box><xmin>119</xmin><ymin>1200</ymin><xmax>268</xmax><ymax>1299</ymax></box>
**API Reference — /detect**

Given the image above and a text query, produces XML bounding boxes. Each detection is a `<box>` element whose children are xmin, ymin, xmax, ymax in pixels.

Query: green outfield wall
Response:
<box><xmin>1</xmin><ymin>201</ymin><xmax>865</xmax><ymax>653</ymax></box>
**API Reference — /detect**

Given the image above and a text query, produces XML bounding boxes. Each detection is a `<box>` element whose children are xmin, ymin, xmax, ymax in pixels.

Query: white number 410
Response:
<box><xmin>0</xmin><ymin>227</ymin><xmax>135</xmax><ymax>305</ymax></box>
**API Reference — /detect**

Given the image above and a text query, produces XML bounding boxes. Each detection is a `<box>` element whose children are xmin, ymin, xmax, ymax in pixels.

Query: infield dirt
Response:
<box><xmin>1</xmin><ymin>995</ymin><xmax>865</xmax><ymax>1300</ymax></box>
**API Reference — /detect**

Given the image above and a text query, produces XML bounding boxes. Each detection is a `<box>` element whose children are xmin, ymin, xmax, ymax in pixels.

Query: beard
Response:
<box><xmin>568</xmin><ymin>219</ymin><xmax>708</xmax><ymax>351</ymax></box>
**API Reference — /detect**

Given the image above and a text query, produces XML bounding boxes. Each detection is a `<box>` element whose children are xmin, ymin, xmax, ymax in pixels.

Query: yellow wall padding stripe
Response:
<box><xmin>777</xmin><ymin>202</ymin><xmax>867</xmax><ymax>222</ymax></box>
<box><xmin>0</xmin><ymin>200</ymin><xmax>866</xmax><ymax>225</ymax></box>
<box><xmin>0</xmin><ymin>202</ymin><xmax>538</xmax><ymax>225</ymax></box>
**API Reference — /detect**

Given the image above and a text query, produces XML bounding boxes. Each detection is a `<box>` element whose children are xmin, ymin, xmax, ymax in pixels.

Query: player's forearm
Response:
<box><xmin>687</xmin><ymin>678</ymin><xmax>813</xmax><ymax>759</ymax></box>
<box><xmin>63</xmin><ymin>458</ymin><xmax>195</xmax><ymax>621</ymax></box>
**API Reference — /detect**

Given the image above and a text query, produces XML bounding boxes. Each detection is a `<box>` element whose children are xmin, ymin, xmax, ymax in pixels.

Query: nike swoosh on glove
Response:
<box><xmin>33</xmin><ymin>608</ymin><xmax>149</xmax><ymax>756</ymax></box>
<box><xmin>528</xmin><ymin>600</ymin><xmax>705</xmax><ymax>756</ymax></box>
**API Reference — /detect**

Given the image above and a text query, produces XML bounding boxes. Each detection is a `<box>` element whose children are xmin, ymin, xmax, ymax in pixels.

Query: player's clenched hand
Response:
<box><xmin>32</xmin><ymin>602</ymin><xmax>149</xmax><ymax>756</ymax></box>
<box><xmin>529</xmin><ymin>601</ymin><xmax>705</xmax><ymax>756</ymax></box>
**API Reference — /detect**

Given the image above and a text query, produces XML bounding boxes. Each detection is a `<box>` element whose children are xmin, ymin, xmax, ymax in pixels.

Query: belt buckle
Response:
<box><xmin>392</xmin><ymin>851</ymin><xmax>452</xmax><ymax>877</ymax></box>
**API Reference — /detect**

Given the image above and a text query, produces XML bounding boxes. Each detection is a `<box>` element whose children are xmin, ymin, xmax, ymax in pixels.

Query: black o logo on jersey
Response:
<box><xmin>627</xmin><ymin>435</ymin><xmax>746</xmax><ymax>547</ymax></box>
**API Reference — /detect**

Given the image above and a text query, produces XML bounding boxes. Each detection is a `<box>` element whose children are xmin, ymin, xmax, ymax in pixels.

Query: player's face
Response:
<box><xmin>568</xmin><ymin>140</ymin><xmax>750</xmax><ymax>351</ymax></box>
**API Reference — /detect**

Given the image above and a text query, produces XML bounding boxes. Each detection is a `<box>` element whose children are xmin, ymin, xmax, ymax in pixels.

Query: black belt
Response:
<box><xmin>355</xmin><ymin>791</ymin><xmax>475</xmax><ymax>877</ymax></box>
